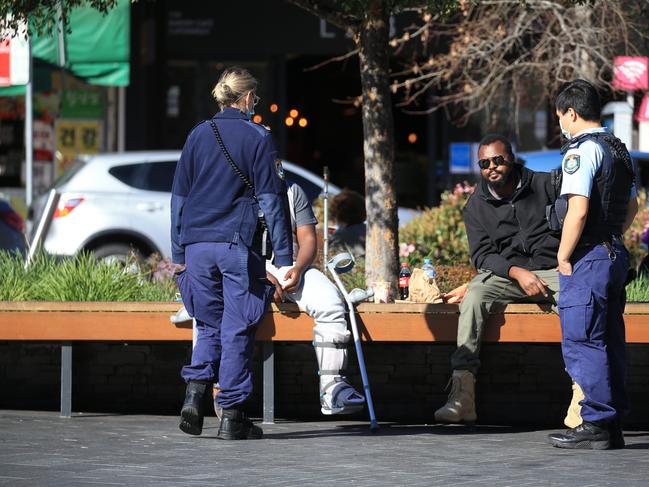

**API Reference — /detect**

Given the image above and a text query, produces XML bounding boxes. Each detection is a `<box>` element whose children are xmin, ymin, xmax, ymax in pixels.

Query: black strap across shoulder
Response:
<box><xmin>209</xmin><ymin>120</ymin><xmax>260</xmax><ymax>204</ymax></box>
<box><xmin>209</xmin><ymin>119</ymin><xmax>271</xmax><ymax>255</ymax></box>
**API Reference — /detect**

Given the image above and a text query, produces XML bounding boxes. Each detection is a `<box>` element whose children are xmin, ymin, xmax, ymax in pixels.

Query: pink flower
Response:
<box><xmin>399</xmin><ymin>242</ymin><xmax>416</xmax><ymax>257</ymax></box>
<box><xmin>152</xmin><ymin>257</ymin><xmax>182</xmax><ymax>282</ymax></box>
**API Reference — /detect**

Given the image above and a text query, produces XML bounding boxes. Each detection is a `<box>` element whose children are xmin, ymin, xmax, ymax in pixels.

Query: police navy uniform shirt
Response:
<box><xmin>560</xmin><ymin>127</ymin><xmax>637</xmax><ymax>199</ymax></box>
<box><xmin>171</xmin><ymin>107</ymin><xmax>293</xmax><ymax>266</ymax></box>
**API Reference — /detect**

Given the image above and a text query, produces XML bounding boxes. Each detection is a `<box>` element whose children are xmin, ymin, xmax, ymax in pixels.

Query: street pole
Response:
<box><xmin>118</xmin><ymin>86</ymin><xmax>126</xmax><ymax>151</ymax></box>
<box><xmin>55</xmin><ymin>2</ymin><xmax>66</xmax><ymax>179</ymax></box>
<box><xmin>24</xmin><ymin>37</ymin><xmax>33</xmax><ymax>208</ymax></box>
<box><xmin>627</xmin><ymin>92</ymin><xmax>635</xmax><ymax>150</ymax></box>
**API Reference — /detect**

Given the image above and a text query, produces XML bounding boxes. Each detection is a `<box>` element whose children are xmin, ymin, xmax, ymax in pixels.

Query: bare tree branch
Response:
<box><xmin>286</xmin><ymin>0</ymin><xmax>361</xmax><ymax>30</ymax></box>
<box><xmin>304</xmin><ymin>49</ymin><xmax>360</xmax><ymax>72</ymax></box>
<box><xmin>393</xmin><ymin>0</ymin><xmax>649</xmax><ymax>127</ymax></box>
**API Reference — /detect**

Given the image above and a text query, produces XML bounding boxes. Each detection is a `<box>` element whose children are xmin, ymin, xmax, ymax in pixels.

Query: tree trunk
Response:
<box><xmin>356</xmin><ymin>0</ymin><xmax>399</xmax><ymax>292</ymax></box>
<box><xmin>574</xmin><ymin>5</ymin><xmax>597</xmax><ymax>81</ymax></box>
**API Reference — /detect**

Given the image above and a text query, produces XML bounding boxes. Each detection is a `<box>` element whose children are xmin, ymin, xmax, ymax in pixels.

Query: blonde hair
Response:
<box><xmin>212</xmin><ymin>67</ymin><xmax>258</xmax><ymax>109</ymax></box>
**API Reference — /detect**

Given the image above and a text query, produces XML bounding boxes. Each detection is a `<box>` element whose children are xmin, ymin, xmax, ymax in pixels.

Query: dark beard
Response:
<box><xmin>486</xmin><ymin>170</ymin><xmax>511</xmax><ymax>189</ymax></box>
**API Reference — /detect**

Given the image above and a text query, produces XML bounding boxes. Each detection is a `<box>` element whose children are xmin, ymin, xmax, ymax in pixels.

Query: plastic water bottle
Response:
<box><xmin>422</xmin><ymin>258</ymin><xmax>436</xmax><ymax>281</ymax></box>
<box><xmin>399</xmin><ymin>262</ymin><xmax>411</xmax><ymax>300</ymax></box>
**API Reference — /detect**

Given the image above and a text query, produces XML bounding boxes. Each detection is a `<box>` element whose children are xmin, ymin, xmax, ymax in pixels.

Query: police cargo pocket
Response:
<box><xmin>175</xmin><ymin>270</ymin><xmax>195</xmax><ymax>318</ymax></box>
<box><xmin>243</xmin><ymin>280</ymin><xmax>273</xmax><ymax>329</ymax></box>
<box><xmin>558</xmin><ymin>287</ymin><xmax>594</xmax><ymax>342</ymax></box>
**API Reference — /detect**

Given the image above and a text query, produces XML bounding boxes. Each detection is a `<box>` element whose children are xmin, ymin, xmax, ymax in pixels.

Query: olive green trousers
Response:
<box><xmin>451</xmin><ymin>269</ymin><xmax>560</xmax><ymax>374</ymax></box>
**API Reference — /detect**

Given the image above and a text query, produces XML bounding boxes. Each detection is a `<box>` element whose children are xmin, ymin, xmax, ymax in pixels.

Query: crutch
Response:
<box><xmin>327</xmin><ymin>252</ymin><xmax>379</xmax><ymax>431</ymax></box>
<box><xmin>322</xmin><ymin>166</ymin><xmax>329</xmax><ymax>273</ymax></box>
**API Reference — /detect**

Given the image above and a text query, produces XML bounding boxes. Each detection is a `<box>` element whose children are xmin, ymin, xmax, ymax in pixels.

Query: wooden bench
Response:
<box><xmin>2</xmin><ymin>301</ymin><xmax>648</xmax><ymax>421</ymax></box>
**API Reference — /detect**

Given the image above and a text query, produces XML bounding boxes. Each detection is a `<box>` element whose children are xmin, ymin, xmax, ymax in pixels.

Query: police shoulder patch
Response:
<box><xmin>563</xmin><ymin>154</ymin><xmax>580</xmax><ymax>175</ymax></box>
<box><xmin>275</xmin><ymin>159</ymin><xmax>285</xmax><ymax>180</ymax></box>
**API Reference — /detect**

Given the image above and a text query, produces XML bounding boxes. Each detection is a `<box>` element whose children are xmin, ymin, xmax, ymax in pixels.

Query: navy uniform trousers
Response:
<box><xmin>559</xmin><ymin>237</ymin><xmax>629</xmax><ymax>423</ymax></box>
<box><xmin>177</xmin><ymin>241</ymin><xmax>274</xmax><ymax>409</ymax></box>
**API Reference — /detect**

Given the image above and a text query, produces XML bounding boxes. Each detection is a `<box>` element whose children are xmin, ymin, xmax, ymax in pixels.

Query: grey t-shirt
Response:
<box><xmin>287</xmin><ymin>183</ymin><xmax>318</xmax><ymax>261</ymax></box>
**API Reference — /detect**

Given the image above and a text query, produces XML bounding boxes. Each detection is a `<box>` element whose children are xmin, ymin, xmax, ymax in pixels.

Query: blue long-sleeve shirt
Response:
<box><xmin>171</xmin><ymin>107</ymin><xmax>293</xmax><ymax>266</ymax></box>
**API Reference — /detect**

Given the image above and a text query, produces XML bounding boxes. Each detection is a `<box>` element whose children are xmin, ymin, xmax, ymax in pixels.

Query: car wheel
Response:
<box><xmin>92</xmin><ymin>243</ymin><xmax>142</xmax><ymax>264</ymax></box>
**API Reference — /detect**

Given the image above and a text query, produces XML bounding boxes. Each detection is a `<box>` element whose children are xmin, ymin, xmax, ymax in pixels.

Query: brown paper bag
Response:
<box><xmin>406</xmin><ymin>268</ymin><xmax>443</xmax><ymax>303</ymax></box>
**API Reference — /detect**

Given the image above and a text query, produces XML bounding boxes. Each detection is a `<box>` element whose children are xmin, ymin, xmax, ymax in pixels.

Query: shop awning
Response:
<box><xmin>0</xmin><ymin>0</ymin><xmax>130</xmax><ymax>95</ymax></box>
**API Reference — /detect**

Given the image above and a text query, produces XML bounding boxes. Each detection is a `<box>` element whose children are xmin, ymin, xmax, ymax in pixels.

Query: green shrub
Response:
<box><xmin>624</xmin><ymin>190</ymin><xmax>649</xmax><ymax>270</ymax></box>
<box><xmin>435</xmin><ymin>265</ymin><xmax>476</xmax><ymax>293</ymax></box>
<box><xmin>626</xmin><ymin>274</ymin><xmax>649</xmax><ymax>303</ymax></box>
<box><xmin>340</xmin><ymin>258</ymin><xmax>367</xmax><ymax>291</ymax></box>
<box><xmin>0</xmin><ymin>252</ymin><xmax>40</xmax><ymax>300</ymax></box>
<box><xmin>399</xmin><ymin>182</ymin><xmax>474</xmax><ymax>267</ymax></box>
<box><xmin>0</xmin><ymin>251</ymin><xmax>177</xmax><ymax>301</ymax></box>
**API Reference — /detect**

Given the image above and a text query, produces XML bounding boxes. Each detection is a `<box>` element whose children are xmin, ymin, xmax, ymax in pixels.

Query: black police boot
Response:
<box><xmin>179</xmin><ymin>380</ymin><xmax>209</xmax><ymax>436</ymax></box>
<box><xmin>216</xmin><ymin>408</ymin><xmax>263</xmax><ymax>440</ymax></box>
<box><xmin>547</xmin><ymin>421</ymin><xmax>610</xmax><ymax>450</ymax></box>
<box><xmin>609</xmin><ymin>419</ymin><xmax>625</xmax><ymax>449</ymax></box>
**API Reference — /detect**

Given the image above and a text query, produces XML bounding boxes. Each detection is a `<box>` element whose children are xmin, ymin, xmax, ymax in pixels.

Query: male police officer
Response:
<box><xmin>548</xmin><ymin>79</ymin><xmax>638</xmax><ymax>450</ymax></box>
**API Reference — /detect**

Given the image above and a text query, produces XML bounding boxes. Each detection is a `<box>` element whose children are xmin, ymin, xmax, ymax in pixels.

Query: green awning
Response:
<box><xmin>0</xmin><ymin>0</ymin><xmax>130</xmax><ymax>95</ymax></box>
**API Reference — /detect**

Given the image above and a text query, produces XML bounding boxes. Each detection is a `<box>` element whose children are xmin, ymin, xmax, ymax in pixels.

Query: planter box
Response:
<box><xmin>1</xmin><ymin>301</ymin><xmax>648</xmax><ymax>343</ymax></box>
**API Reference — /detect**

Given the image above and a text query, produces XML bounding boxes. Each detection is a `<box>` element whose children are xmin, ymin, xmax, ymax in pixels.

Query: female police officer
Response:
<box><xmin>547</xmin><ymin>79</ymin><xmax>638</xmax><ymax>450</ymax></box>
<box><xmin>171</xmin><ymin>67</ymin><xmax>293</xmax><ymax>440</ymax></box>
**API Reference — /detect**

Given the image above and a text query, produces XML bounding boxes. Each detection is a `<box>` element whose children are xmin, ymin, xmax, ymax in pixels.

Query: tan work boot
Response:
<box><xmin>564</xmin><ymin>381</ymin><xmax>584</xmax><ymax>428</ymax></box>
<box><xmin>434</xmin><ymin>370</ymin><xmax>477</xmax><ymax>424</ymax></box>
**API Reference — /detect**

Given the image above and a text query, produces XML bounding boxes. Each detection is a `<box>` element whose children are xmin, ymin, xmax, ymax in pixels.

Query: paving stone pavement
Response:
<box><xmin>1</xmin><ymin>410</ymin><xmax>649</xmax><ymax>486</ymax></box>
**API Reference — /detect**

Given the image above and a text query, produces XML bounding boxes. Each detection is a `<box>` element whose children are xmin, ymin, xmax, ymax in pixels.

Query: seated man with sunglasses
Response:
<box><xmin>435</xmin><ymin>134</ymin><xmax>563</xmax><ymax>424</ymax></box>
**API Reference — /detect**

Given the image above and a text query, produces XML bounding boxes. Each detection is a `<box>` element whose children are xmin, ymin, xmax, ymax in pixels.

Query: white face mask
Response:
<box><xmin>559</xmin><ymin>118</ymin><xmax>572</xmax><ymax>141</ymax></box>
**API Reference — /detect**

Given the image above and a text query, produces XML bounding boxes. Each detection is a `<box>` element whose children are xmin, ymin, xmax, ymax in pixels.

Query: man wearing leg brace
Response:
<box><xmin>265</xmin><ymin>182</ymin><xmax>364</xmax><ymax>414</ymax></box>
<box><xmin>435</xmin><ymin>134</ymin><xmax>581</xmax><ymax>425</ymax></box>
<box><xmin>199</xmin><ymin>183</ymin><xmax>364</xmax><ymax>416</ymax></box>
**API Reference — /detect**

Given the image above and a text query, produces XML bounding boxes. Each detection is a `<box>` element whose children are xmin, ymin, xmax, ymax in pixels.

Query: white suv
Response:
<box><xmin>31</xmin><ymin>151</ymin><xmax>417</xmax><ymax>262</ymax></box>
<box><xmin>31</xmin><ymin>152</ymin><xmax>343</xmax><ymax>262</ymax></box>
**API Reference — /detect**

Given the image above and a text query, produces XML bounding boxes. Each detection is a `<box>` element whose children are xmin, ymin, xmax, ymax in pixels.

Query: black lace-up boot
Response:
<box><xmin>217</xmin><ymin>408</ymin><xmax>263</xmax><ymax>440</ymax></box>
<box><xmin>179</xmin><ymin>380</ymin><xmax>209</xmax><ymax>436</ymax></box>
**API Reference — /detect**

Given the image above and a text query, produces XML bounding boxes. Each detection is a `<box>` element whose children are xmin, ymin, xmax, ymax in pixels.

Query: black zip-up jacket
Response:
<box><xmin>463</xmin><ymin>165</ymin><xmax>560</xmax><ymax>278</ymax></box>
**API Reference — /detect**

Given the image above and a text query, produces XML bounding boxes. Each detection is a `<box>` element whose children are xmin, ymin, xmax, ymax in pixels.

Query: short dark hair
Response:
<box><xmin>330</xmin><ymin>190</ymin><xmax>366</xmax><ymax>227</ymax></box>
<box><xmin>478</xmin><ymin>134</ymin><xmax>515</xmax><ymax>161</ymax></box>
<box><xmin>555</xmin><ymin>79</ymin><xmax>601</xmax><ymax>122</ymax></box>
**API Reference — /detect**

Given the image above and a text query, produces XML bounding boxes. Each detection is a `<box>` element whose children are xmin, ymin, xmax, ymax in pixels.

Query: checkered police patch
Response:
<box><xmin>275</xmin><ymin>159</ymin><xmax>285</xmax><ymax>180</ymax></box>
<box><xmin>563</xmin><ymin>154</ymin><xmax>580</xmax><ymax>175</ymax></box>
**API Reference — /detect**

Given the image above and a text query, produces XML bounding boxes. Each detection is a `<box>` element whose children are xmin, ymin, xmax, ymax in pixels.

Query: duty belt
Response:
<box><xmin>577</xmin><ymin>234</ymin><xmax>622</xmax><ymax>261</ymax></box>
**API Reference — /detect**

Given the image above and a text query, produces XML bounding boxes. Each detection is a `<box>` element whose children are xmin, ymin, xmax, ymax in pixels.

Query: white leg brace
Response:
<box><xmin>265</xmin><ymin>264</ymin><xmax>365</xmax><ymax>415</ymax></box>
<box><xmin>313</xmin><ymin>324</ymin><xmax>365</xmax><ymax>415</ymax></box>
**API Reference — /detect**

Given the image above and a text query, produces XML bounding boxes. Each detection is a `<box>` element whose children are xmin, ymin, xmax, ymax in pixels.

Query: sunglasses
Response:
<box><xmin>237</xmin><ymin>92</ymin><xmax>260</xmax><ymax>107</ymax></box>
<box><xmin>478</xmin><ymin>155</ymin><xmax>510</xmax><ymax>170</ymax></box>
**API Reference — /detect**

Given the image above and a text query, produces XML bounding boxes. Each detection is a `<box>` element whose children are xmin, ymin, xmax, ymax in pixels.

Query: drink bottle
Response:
<box><xmin>422</xmin><ymin>258</ymin><xmax>436</xmax><ymax>281</ymax></box>
<box><xmin>399</xmin><ymin>262</ymin><xmax>411</xmax><ymax>300</ymax></box>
